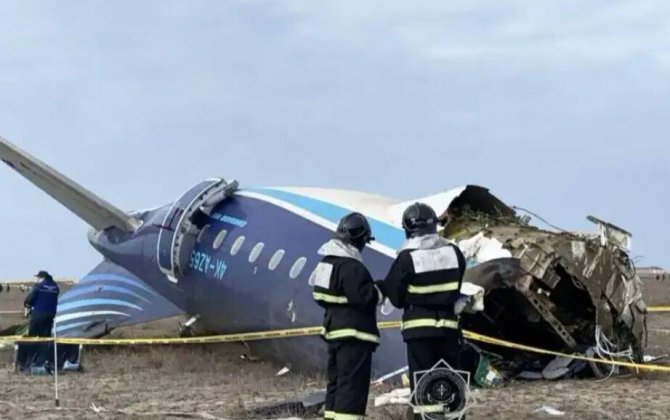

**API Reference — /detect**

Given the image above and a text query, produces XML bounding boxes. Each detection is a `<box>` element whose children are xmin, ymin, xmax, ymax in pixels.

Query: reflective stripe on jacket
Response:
<box><xmin>382</xmin><ymin>236</ymin><xmax>466</xmax><ymax>340</ymax></box>
<box><xmin>311</xmin><ymin>249</ymin><xmax>381</xmax><ymax>345</ymax></box>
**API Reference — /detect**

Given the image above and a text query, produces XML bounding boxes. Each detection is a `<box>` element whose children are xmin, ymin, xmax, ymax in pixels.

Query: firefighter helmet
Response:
<box><xmin>335</xmin><ymin>212</ymin><xmax>374</xmax><ymax>250</ymax></box>
<box><xmin>401</xmin><ymin>202</ymin><xmax>438</xmax><ymax>238</ymax></box>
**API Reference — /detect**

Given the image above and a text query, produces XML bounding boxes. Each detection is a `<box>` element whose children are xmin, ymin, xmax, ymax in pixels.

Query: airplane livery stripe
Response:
<box><xmin>245</xmin><ymin>187</ymin><xmax>405</xmax><ymax>250</ymax></box>
<box><xmin>54</xmin><ymin>310</ymin><xmax>131</xmax><ymax>324</ymax></box>
<box><xmin>240</xmin><ymin>188</ymin><xmax>483</xmax><ymax>271</ymax></box>
<box><xmin>55</xmin><ymin>320</ymin><xmax>91</xmax><ymax>334</ymax></box>
<box><xmin>57</xmin><ymin>299</ymin><xmax>144</xmax><ymax>313</ymax></box>
<box><xmin>59</xmin><ymin>284</ymin><xmax>152</xmax><ymax>305</ymax></box>
<box><xmin>236</xmin><ymin>191</ymin><xmax>396</xmax><ymax>259</ymax></box>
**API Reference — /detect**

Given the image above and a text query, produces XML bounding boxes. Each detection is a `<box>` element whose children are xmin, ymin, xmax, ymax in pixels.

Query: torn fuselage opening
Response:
<box><xmin>432</xmin><ymin>184</ymin><xmax>647</xmax><ymax>377</ymax></box>
<box><xmin>460</xmin><ymin>264</ymin><xmax>597</xmax><ymax>361</ymax></box>
<box><xmin>445</xmin><ymin>185</ymin><xmax>516</xmax><ymax>220</ymax></box>
<box><xmin>547</xmin><ymin>264</ymin><xmax>597</xmax><ymax>342</ymax></box>
<box><xmin>440</xmin><ymin>186</ymin><xmax>527</xmax><ymax>239</ymax></box>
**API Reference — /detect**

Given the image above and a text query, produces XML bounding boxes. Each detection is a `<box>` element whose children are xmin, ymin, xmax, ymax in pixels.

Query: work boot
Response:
<box><xmin>30</xmin><ymin>365</ymin><xmax>49</xmax><ymax>375</ymax></box>
<box><xmin>63</xmin><ymin>360</ymin><xmax>81</xmax><ymax>371</ymax></box>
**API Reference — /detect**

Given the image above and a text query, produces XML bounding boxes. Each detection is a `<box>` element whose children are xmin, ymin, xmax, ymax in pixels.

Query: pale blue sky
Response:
<box><xmin>1</xmin><ymin>1</ymin><xmax>668</xmax><ymax>279</ymax></box>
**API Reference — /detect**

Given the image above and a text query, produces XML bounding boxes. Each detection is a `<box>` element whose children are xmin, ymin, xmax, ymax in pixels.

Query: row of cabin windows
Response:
<box><xmin>200</xmin><ymin>225</ymin><xmax>395</xmax><ymax>315</ymax></box>
<box><xmin>201</xmin><ymin>225</ymin><xmax>307</xmax><ymax>279</ymax></box>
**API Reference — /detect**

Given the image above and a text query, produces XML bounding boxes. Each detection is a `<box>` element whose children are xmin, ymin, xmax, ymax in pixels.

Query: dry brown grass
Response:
<box><xmin>1</xmin><ymin>281</ymin><xmax>670</xmax><ymax>419</ymax></box>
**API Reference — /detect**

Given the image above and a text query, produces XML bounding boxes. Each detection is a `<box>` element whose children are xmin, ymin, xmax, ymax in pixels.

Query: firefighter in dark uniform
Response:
<box><xmin>23</xmin><ymin>270</ymin><xmax>60</xmax><ymax>371</ymax></box>
<box><xmin>382</xmin><ymin>203</ymin><xmax>467</xmax><ymax>419</ymax></box>
<box><xmin>312</xmin><ymin>212</ymin><xmax>383</xmax><ymax>420</ymax></box>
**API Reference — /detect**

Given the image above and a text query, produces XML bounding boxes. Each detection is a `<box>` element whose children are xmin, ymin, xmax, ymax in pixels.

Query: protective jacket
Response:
<box><xmin>312</xmin><ymin>239</ymin><xmax>383</xmax><ymax>346</ymax></box>
<box><xmin>383</xmin><ymin>234</ymin><xmax>466</xmax><ymax>341</ymax></box>
<box><xmin>24</xmin><ymin>277</ymin><xmax>60</xmax><ymax>316</ymax></box>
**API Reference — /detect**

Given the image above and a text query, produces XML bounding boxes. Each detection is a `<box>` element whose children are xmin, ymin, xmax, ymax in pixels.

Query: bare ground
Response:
<box><xmin>1</xmin><ymin>281</ymin><xmax>670</xmax><ymax>420</ymax></box>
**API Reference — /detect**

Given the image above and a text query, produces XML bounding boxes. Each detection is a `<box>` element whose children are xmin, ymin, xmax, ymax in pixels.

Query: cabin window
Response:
<box><xmin>197</xmin><ymin>225</ymin><xmax>210</xmax><ymax>244</ymax></box>
<box><xmin>268</xmin><ymin>249</ymin><xmax>285</xmax><ymax>271</ymax></box>
<box><xmin>231</xmin><ymin>236</ymin><xmax>245</xmax><ymax>256</ymax></box>
<box><xmin>213</xmin><ymin>230</ymin><xmax>228</xmax><ymax>250</ymax></box>
<box><xmin>289</xmin><ymin>257</ymin><xmax>307</xmax><ymax>279</ymax></box>
<box><xmin>249</xmin><ymin>242</ymin><xmax>265</xmax><ymax>263</ymax></box>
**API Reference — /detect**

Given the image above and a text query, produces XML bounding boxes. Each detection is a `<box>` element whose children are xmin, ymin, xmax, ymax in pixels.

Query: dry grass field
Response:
<box><xmin>1</xmin><ymin>280</ymin><xmax>670</xmax><ymax>419</ymax></box>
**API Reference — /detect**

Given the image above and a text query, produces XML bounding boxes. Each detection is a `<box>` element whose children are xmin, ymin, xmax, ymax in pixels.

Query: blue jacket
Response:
<box><xmin>24</xmin><ymin>278</ymin><xmax>60</xmax><ymax>316</ymax></box>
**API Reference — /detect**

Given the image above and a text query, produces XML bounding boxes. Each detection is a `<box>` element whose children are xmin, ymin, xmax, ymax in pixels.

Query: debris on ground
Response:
<box><xmin>533</xmin><ymin>405</ymin><xmax>565</xmax><ymax>416</ymax></box>
<box><xmin>243</xmin><ymin>391</ymin><xmax>325</xmax><ymax>419</ymax></box>
<box><xmin>276</xmin><ymin>366</ymin><xmax>290</xmax><ymax>376</ymax></box>
<box><xmin>374</xmin><ymin>388</ymin><xmax>410</xmax><ymax>407</ymax></box>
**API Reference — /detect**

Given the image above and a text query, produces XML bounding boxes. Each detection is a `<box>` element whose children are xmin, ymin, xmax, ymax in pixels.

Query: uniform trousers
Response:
<box><xmin>324</xmin><ymin>340</ymin><xmax>375</xmax><ymax>419</ymax></box>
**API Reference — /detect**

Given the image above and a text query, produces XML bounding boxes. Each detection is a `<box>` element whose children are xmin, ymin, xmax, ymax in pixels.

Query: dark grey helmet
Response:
<box><xmin>335</xmin><ymin>212</ymin><xmax>374</xmax><ymax>250</ymax></box>
<box><xmin>402</xmin><ymin>202</ymin><xmax>438</xmax><ymax>238</ymax></box>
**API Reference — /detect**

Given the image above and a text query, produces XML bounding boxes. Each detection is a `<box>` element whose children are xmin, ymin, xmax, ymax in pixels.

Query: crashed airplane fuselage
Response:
<box><xmin>442</xmin><ymin>191</ymin><xmax>647</xmax><ymax>376</ymax></box>
<box><xmin>0</xmin><ymin>137</ymin><xmax>647</xmax><ymax>381</ymax></box>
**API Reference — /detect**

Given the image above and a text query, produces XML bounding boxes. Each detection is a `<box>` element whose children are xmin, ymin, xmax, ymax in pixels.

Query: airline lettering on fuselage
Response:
<box><xmin>210</xmin><ymin>212</ymin><xmax>247</xmax><ymax>228</ymax></box>
<box><xmin>189</xmin><ymin>250</ymin><xmax>227</xmax><ymax>280</ymax></box>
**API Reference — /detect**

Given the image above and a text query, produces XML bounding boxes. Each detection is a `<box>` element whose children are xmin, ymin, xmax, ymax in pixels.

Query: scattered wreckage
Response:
<box><xmin>437</xmin><ymin>187</ymin><xmax>648</xmax><ymax>382</ymax></box>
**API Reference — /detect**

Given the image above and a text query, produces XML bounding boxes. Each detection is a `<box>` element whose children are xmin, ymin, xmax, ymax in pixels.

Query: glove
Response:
<box><xmin>454</xmin><ymin>295</ymin><xmax>473</xmax><ymax>315</ymax></box>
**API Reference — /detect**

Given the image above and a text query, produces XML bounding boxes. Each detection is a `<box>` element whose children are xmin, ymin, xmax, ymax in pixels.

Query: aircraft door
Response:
<box><xmin>157</xmin><ymin>178</ymin><xmax>238</xmax><ymax>283</ymax></box>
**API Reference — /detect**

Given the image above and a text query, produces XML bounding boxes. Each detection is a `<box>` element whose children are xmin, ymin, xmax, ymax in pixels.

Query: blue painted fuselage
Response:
<box><xmin>78</xmin><ymin>188</ymin><xmax>407</xmax><ymax>378</ymax></box>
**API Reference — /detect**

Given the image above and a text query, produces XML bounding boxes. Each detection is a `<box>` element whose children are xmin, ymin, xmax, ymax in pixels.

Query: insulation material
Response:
<box><xmin>460</xmin><ymin>282</ymin><xmax>485</xmax><ymax>312</ymax></box>
<box><xmin>458</xmin><ymin>232</ymin><xmax>512</xmax><ymax>263</ymax></box>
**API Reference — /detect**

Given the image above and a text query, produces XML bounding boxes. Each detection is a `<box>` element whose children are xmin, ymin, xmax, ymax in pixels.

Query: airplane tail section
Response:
<box><xmin>0</xmin><ymin>136</ymin><xmax>141</xmax><ymax>232</ymax></box>
<box><xmin>55</xmin><ymin>260</ymin><xmax>185</xmax><ymax>337</ymax></box>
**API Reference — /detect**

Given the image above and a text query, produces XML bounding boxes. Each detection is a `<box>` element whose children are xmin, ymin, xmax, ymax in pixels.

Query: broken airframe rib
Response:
<box><xmin>440</xmin><ymin>186</ymin><xmax>646</xmax><ymax>377</ymax></box>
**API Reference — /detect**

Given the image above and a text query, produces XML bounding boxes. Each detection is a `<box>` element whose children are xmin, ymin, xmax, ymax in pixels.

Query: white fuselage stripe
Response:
<box><xmin>236</xmin><ymin>191</ymin><xmax>397</xmax><ymax>258</ymax></box>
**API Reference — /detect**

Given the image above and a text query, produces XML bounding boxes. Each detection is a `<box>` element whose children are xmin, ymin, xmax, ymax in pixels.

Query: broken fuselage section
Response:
<box><xmin>440</xmin><ymin>187</ymin><xmax>647</xmax><ymax>377</ymax></box>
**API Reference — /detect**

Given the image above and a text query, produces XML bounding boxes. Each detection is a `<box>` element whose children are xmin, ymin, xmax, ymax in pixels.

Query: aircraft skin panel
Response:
<box><xmin>55</xmin><ymin>260</ymin><xmax>184</xmax><ymax>337</ymax></box>
<box><xmin>241</xmin><ymin>188</ymin><xmax>406</xmax><ymax>253</ymax></box>
<box><xmin>251</xmin><ymin>185</ymin><xmax>473</xmax><ymax>228</ymax></box>
<box><xmin>389</xmin><ymin>187</ymin><xmax>468</xmax><ymax>224</ymax></box>
<box><xmin>263</xmin><ymin>186</ymin><xmax>399</xmax><ymax>217</ymax></box>
<box><xmin>29</xmin><ymin>183</ymin><xmax>472</xmax><ymax>376</ymax></box>
<box><xmin>75</xmin><ymin>186</ymin><xmax>465</xmax><ymax>377</ymax></box>
<box><xmin>173</xmin><ymin>191</ymin><xmax>406</xmax><ymax>377</ymax></box>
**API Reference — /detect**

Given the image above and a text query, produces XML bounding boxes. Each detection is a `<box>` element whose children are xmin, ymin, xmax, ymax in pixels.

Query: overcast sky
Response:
<box><xmin>1</xmin><ymin>1</ymin><xmax>668</xmax><ymax>279</ymax></box>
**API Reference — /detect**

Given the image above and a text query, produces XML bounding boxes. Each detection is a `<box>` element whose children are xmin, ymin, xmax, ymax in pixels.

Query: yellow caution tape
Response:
<box><xmin>647</xmin><ymin>306</ymin><xmax>670</xmax><ymax>313</ymax></box>
<box><xmin>382</xmin><ymin>321</ymin><xmax>670</xmax><ymax>372</ymax></box>
<box><xmin>0</xmin><ymin>326</ymin><xmax>325</xmax><ymax>345</ymax></box>
<box><xmin>462</xmin><ymin>330</ymin><xmax>670</xmax><ymax>372</ymax></box>
<box><xmin>1</xmin><ymin>320</ymin><xmax>669</xmax><ymax>372</ymax></box>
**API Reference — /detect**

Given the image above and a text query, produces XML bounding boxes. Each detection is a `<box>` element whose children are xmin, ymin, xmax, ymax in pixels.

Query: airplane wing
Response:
<box><xmin>55</xmin><ymin>260</ymin><xmax>185</xmax><ymax>337</ymax></box>
<box><xmin>0</xmin><ymin>136</ymin><xmax>140</xmax><ymax>232</ymax></box>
